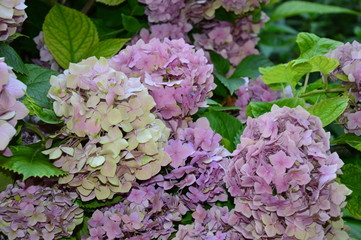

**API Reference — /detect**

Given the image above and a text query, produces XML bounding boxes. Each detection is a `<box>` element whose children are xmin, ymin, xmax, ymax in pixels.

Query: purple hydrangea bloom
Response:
<box><xmin>325</xmin><ymin>41</ymin><xmax>361</xmax><ymax>135</ymax></box>
<box><xmin>138</xmin><ymin>0</ymin><xmax>185</xmax><ymax>23</ymax></box>
<box><xmin>87</xmin><ymin>185</ymin><xmax>187</xmax><ymax>240</ymax></box>
<box><xmin>325</xmin><ymin>41</ymin><xmax>361</xmax><ymax>87</ymax></box>
<box><xmin>234</xmin><ymin>77</ymin><xmax>281</xmax><ymax>122</ymax></box>
<box><xmin>0</xmin><ymin>0</ymin><xmax>27</xmax><ymax>41</ymax></box>
<box><xmin>175</xmin><ymin>205</ymin><xmax>243</xmax><ymax>240</ymax></box>
<box><xmin>340</xmin><ymin>110</ymin><xmax>361</xmax><ymax>136</ymax></box>
<box><xmin>0</xmin><ymin>181</ymin><xmax>84</xmax><ymax>240</ymax></box>
<box><xmin>215</xmin><ymin>0</ymin><xmax>270</xmax><ymax>15</ymax></box>
<box><xmin>225</xmin><ymin>106</ymin><xmax>351</xmax><ymax>239</ymax></box>
<box><xmin>33</xmin><ymin>31</ymin><xmax>60</xmax><ymax>71</ymax></box>
<box><xmin>148</xmin><ymin>117</ymin><xmax>229</xmax><ymax>209</ymax></box>
<box><xmin>0</xmin><ymin>57</ymin><xmax>28</xmax><ymax>156</ymax></box>
<box><xmin>135</xmin><ymin>22</ymin><xmax>192</xmax><ymax>44</ymax></box>
<box><xmin>193</xmin><ymin>16</ymin><xmax>268</xmax><ymax>66</ymax></box>
<box><xmin>109</xmin><ymin>38</ymin><xmax>215</xmax><ymax>120</ymax></box>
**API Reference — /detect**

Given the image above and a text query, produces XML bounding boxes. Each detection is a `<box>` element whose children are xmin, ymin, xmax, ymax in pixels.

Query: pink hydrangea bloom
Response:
<box><xmin>0</xmin><ymin>0</ymin><xmax>27</xmax><ymax>41</ymax></box>
<box><xmin>225</xmin><ymin>106</ymin><xmax>351</xmax><ymax>239</ymax></box>
<box><xmin>0</xmin><ymin>181</ymin><xmax>83</xmax><ymax>240</ymax></box>
<box><xmin>87</xmin><ymin>185</ymin><xmax>187</xmax><ymax>240</ymax></box>
<box><xmin>46</xmin><ymin>57</ymin><xmax>171</xmax><ymax>201</ymax></box>
<box><xmin>109</xmin><ymin>38</ymin><xmax>215</xmax><ymax>119</ymax></box>
<box><xmin>235</xmin><ymin>77</ymin><xmax>281</xmax><ymax>122</ymax></box>
<box><xmin>0</xmin><ymin>58</ymin><xmax>28</xmax><ymax>155</ymax></box>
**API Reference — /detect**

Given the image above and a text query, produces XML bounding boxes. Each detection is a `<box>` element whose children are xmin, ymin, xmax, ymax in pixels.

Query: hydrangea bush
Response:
<box><xmin>0</xmin><ymin>0</ymin><xmax>360</xmax><ymax>239</ymax></box>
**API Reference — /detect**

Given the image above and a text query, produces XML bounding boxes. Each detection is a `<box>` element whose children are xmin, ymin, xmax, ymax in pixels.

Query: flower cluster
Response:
<box><xmin>33</xmin><ymin>31</ymin><xmax>60</xmax><ymax>71</ymax></box>
<box><xmin>325</xmin><ymin>41</ymin><xmax>361</xmax><ymax>135</ymax></box>
<box><xmin>0</xmin><ymin>181</ymin><xmax>83</xmax><ymax>240</ymax></box>
<box><xmin>214</xmin><ymin>0</ymin><xmax>270</xmax><ymax>15</ymax></box>
<box><xmin>342</xmin><ymin>110</ymin><xmax>361</xmax><ymax>135</ymax></box>
<box><xmin>152</xmin><ymin>117</ymin><xmax>229</xmax><ymax>209</ymax></box>
<box><xmin>139</xmin><ymin>0</ymin><xmax>269</xmax><ymax>24</ymax></box>
<box><xmin>225</xmin><ymin>105</ymin><xmax>351</xmax><ymax>239</ymax></box>
<box><xmin>325</xmin><ymin>41</ymin><xmax>361</xmax><ymax>88</ymax></box>
<box><xmin>136</xmin><ymin>22</ymin><xmax>192</xmax><ymax>44</ymax></box>
<box><xmin>46</xmin><ymin>57</ymin><xmax>171</xmax><ymax>201</ymax></box>
<box><xmin>0</xmin><ymin>58</ymin><xmax>28</xmax><ymax>155</ymax></box>
<box><xmin>175</xmin><ymin>205</ymin><xmax>242</xmax><ymax>239</ymax></box>
<box><xmin>235</xmin><ymin>77</ymin><xmax>281</xmax><ymax>122</ymax></box>
<box><xmin>138</xmin><ymin>0</ymin><xmax>185</xmax><ymax>23</ymax></box>
<box><xmin>137</xmin><ymin>0</ymin><xmax>269</xmax><ymax>67</ymax></box>
<box><xmin>109</xmin><ymin>38</ymin><xmax>215</xmax><ymax>120</ymax></box>
<box><xmin>0</xmin><ymin>0</ymin><xmax>27</xmax><ymax>41</ymax></box>
<box><xmin>87</xmin><ymin>185</ymin><xmax>187</xmax><ymax>240</ymax></box>
<box><xmin>193</xmin><ymin>16</ymin><xmax>267</xmax><ymax>66</ymax></box>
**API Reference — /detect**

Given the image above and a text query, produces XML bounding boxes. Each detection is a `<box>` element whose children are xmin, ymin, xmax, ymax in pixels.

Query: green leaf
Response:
<box><xmin>293</xmin><ymin>56</ymin><xmax>339</xmax><ymax>75</ymax></box>
<box><xmin>213</xmin><ymin>71</ymin><xmax>245</xmax><ymax>95</ymax></box>
<box><xmin>127</xmin><ymin>0</ymin><xmax>145</xmax><ymax>16</ymax></box>
<box><xmin>19</xmin><ymin>64</ymin><xmax>59</xmax><ymax>108</ymax></box>
<box><xmin>0</xmin><ymin>170</ymin><xmax>14</xmax><ymax>191</ymax></box>
<box><xmin>201</xmin><ymin>111</ymin><xmax>243</xmax><ymax>151</ymax></box>
<box><xmin>246</xmin><ymin>98</ymin><xmax>306</xmax><ymax>118</ymax></box>
<box><xmin>260</xmin><ymin>63</ymin><xmax>307</xmax><ymax>88</ymax></box>
<box><xmin>6</xmin><ymin>33</ymin><xmax>28</xmax><ymax>41</ymax></box>
<box><xmin>340</xmin><ymin>164</ymin><xmax>361</xmax><ymax>220</ymax></box>
<box><xmin>209</xmin><ymin>52</ymin><xmax>230</xmax><ymax>75</ymax></box>
<box><xmin>271</xmin><ymin>1</ymin><xmax>360</xmax><ymax>20</ymax></box>
<box><xmin>76</xmin><ymin>195</ymin><xmax>122</xmax><ymax>209</ymax></box>
<box><xmin>0</xmin><ymin>43</ymin><xmax>28</xmax><ymax>74</ymax></box>
<box><xmin>74</xmin><ymin>216</ymin><xmax>90</xmax><ymax>239</ymax></box>
<box><xmin>0</xmin><ymin>144</ymin><xmax>66</xmax><ymax>180</ymax></box>
<box><xmin>233</xmin><ymin>127</ymin><xmax>245</xmax><ymax>147</ymax></box>
<box><xmin>307</xmin><ymin>96</ymin><xmax>348</xmax><ymax>127</ymax></box>
<box><xmin>209</xmin><ymin>106</ymin><xmax>240</xmax><ymax>111</ymax></box>
<box><xmin>231</xmin><ymin>54</ymin><xmax>273</xmax><ymax>79</ymax></box>
<box><xmin>23</xmin><ymin>95</ymin><xmax>62</xmax><ymax>124</ymax></box>
<box><xmin>332</xmin><ymin>134</ymin><xmax>361</xmax><ymax>151</ymax></box>
<box><xmin>43</xmin><ymin>4</ymin><xmax>99</xmax><ymax>69</ymax></box>
<box><xmin>296</xmin><ymin>32</ymin><xmax>342</xmax><ymax>60</ymax></box>
<box><xmin>85</xmin><ymin>38</ymin><xmax>129</xmax><ymax>59</ymax></box>
<box><xmin>345</xmin><ymin>218</ymin><xmax>361</xmax><ymax>240</ymax></box>
<box><xmin>121</xmin><ymin>14</ymin><xmax>141</xmax><ymax>33</ymax></box>
<box><xmin>180</xmin><ymin>211</ymin><xmax>193</xmax><ymax>225</ymax></box>
<box><xmin>96</xmin><ymin>0</ymin><xmax>125</xmax><ymax>6</ymax></box>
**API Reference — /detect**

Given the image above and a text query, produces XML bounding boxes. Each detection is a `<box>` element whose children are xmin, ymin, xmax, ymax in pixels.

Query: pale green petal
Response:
<box><xmin>88</xmin><ymin>156</ymin><xmax>106</xmax><ymax>168</ymax></box>
<box><xmin>136</xmin><ymin>129</ymin><xmax>152</xmax><ymax>143</ymax></box>
<box><xmin>107</xmin><ymin>108</ymin><xmax>123</xmax><ymax>125</ymax></box>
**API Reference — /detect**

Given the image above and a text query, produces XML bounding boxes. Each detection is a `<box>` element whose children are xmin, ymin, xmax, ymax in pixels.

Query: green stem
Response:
<box><xmin>322</xmin><ymin>73</ymin><xmax>329</xmax><ymax>90</ymax></box>
<box><xmin>25</xmin><ymin>123</ymin><xmax>46</xmax><ymax>142</ymax></box>
<box><xmin>82</xmin><ymin>0</ymin><xmax>96</xmax><ymax>14</ymax></box>
<box><xmin>104</xmin><ymin>29</ymin><xmax>125</xmax><ymax>36</ymax></box>
<box><xmin>302</xmin><ymin>73</ymin><xmax>310</xmax><ymax>93</ymax></box>
<box><xmin>299</xmin><ymin>88</ymin><xmax>346</xmax><ymax>98</ymax></box>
